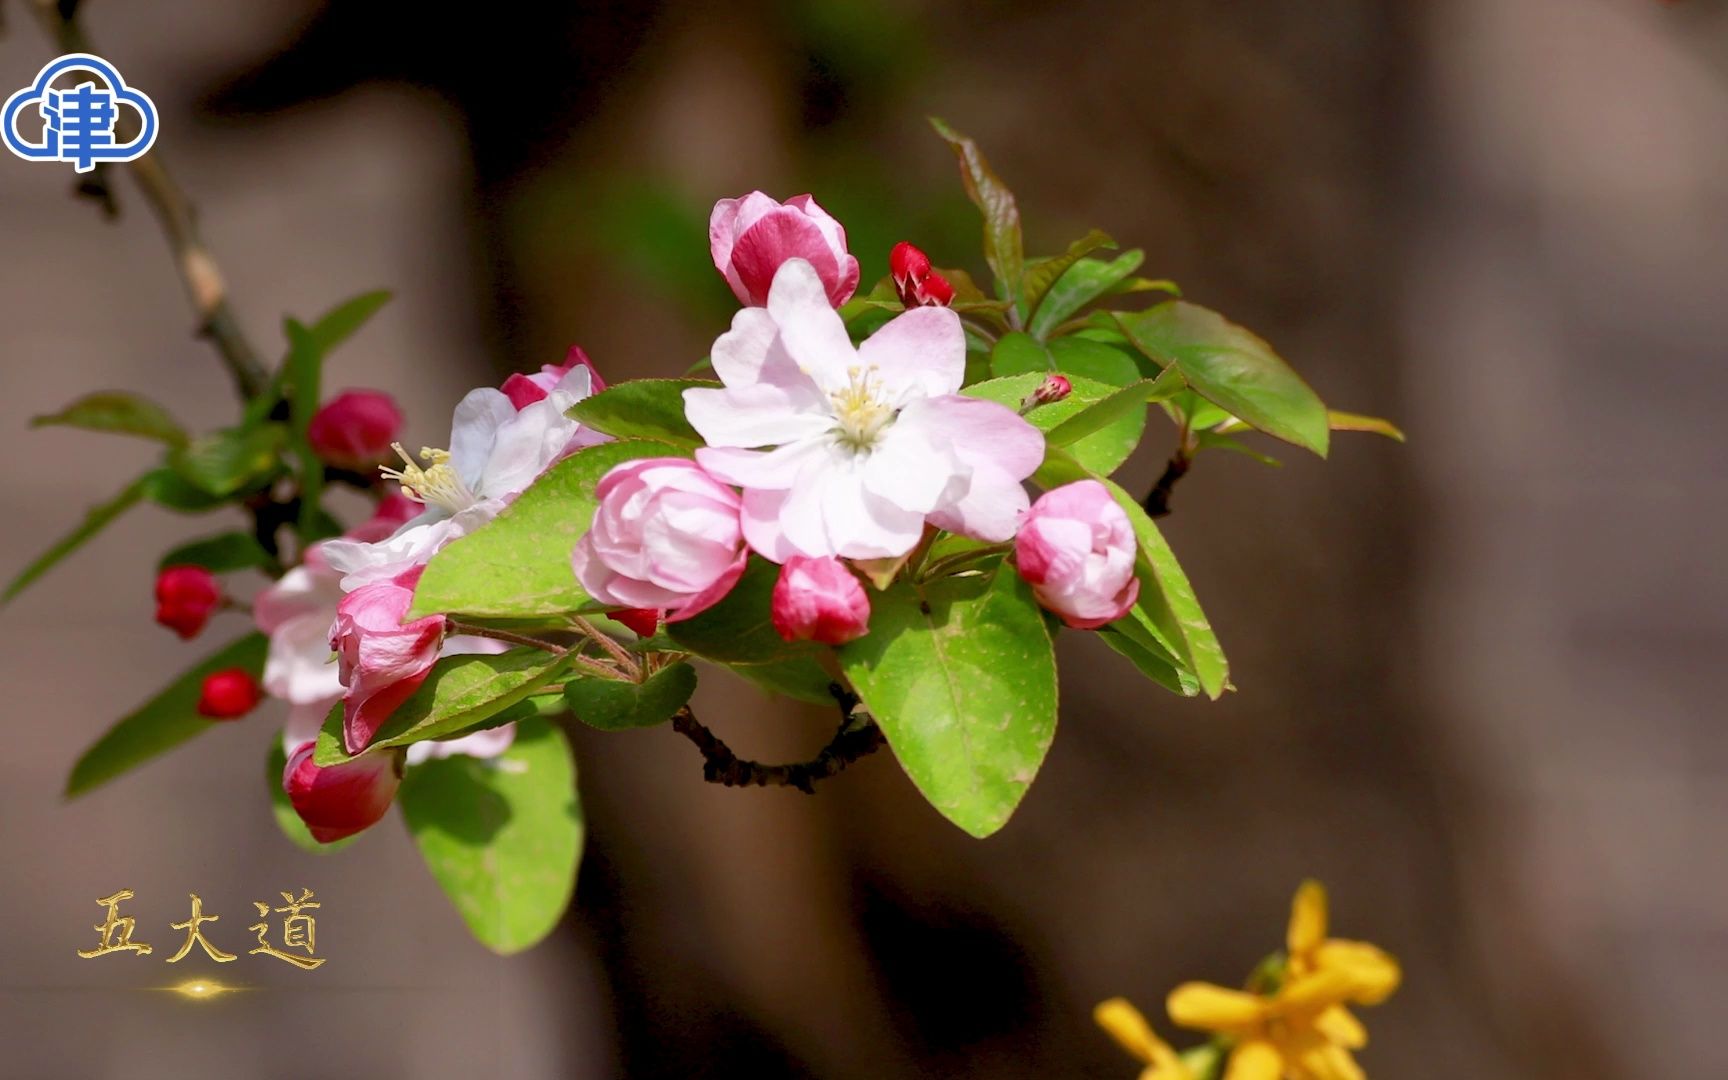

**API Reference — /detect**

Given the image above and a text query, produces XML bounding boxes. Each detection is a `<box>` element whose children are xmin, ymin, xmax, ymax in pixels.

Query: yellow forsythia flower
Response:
<box><xmin>1094</xmin><ymin>997</ymin><xmax>1193</xmax><ymax>1080</ymax></box>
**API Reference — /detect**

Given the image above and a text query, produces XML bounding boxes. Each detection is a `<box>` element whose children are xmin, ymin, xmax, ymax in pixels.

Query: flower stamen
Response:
<box><xmin>828</xmin><ymin>365</ymin><xmax>895</xmax><ymax>454</ymax></box>
<box><xmin>379</xmin><ymin>443</ymin><xmax>474</xmax><ymax>514</ymax></box>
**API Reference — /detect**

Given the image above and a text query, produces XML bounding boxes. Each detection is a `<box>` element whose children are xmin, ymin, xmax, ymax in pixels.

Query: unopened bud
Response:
<box><xmin>283</xmin><ymin>741</ymin><xmax>403</xmax><ymax>843</ymax></box>
<box><xmin>1021</xmin><ymin>373</ymin><xmax>1072</xmax><ymax>413</ymax></box>
<box><xmin>197</xmin><ymin>668</ymin><xmax>261</xmax><ymax>719</ymax></box>
<box><xmin>155</xmin><ymin>565</ymin><xmax>222</xmax><ymax>639</ymax></box>
<box><xmin>307</xmin><ymin>390</ymin><xmax>403</xmax><ymax>471</ymax></box>
<box><xmin>889</xmin><ymin>241</ymin><xmax>956</xmax><ymax>308</ymax></box>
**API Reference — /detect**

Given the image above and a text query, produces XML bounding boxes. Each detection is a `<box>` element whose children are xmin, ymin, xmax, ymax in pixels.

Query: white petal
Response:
<box><xmin>927</xmin><ymin>467</ymin><xmax>1031</xmax><ymax>542</ymax></box>
<box><xmin>696</xmin><ymin>439</ymin><xmax>825</xmax><ymax>489</ymax></box>
<box><xmin>910</xmin><ymin>395</ymin><xmax>1045</xmax><ymax>478</ymax></box>
<box><xmin>857</xmin><ymin>306</ymin><xmax>966</xmax><ymax>400</ymax></box>
<box><xmin>767</xmin><ymin>260</ymin><xmax>856</xmax><ymax>392</ymax></box>
<box><xmin>859</xmin><ymin>424</ymin><xmax>966</xmax><ymax>514</ymax></box>
<box><xmin>710</xmin><ymin>307</ymin><xmax>779</xmax><ymax>386</ymax></box>
<box><xmin>475</xmin><ymin>394</ymin><xmax>580</xmax><ymax>498</ymax></box>
<box><xmin>740</xmin><ymin>488</ymin><xmax>799</xmax><ymax>562</ymax></box>
<box><xmin>683</xmin><ymin>384</ymin><xmax>830</xmax><ymax>449</ymax></box>
<box><xmin>448</xmin><ymin>388</ymin><xmax>517</xmax><ymax>492</ymax></box>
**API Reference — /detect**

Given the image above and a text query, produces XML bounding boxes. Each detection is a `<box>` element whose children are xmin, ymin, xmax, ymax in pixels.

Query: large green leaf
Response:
<box><xmin>168</xmin><ymin>423</ymin><xmax>287</xmax><ymax>497</ymax></box>
<box><xmin>409</xmin><ymin>439</ymin><xmax>675</xmax><ymax>620</ymax></box>
<box><xmin>158</xmin><ymin>531</ymin><xmax>274</xmax><ymax>573</ymax></box>
<box><xmin>565</xmin><ymin>662</ymin><xmax>696</xmax><ymax>731</ymax></box>
<box><xmin>1021</xmin><ymin>229</ymin><xmax>1114</xmax><ymax>322</ymax></box>
<box><xmin>140</xmin><ymin>467</ymin><xmax>228</xmax><ymax>513</ymax></box>
<box><xmin>3</xmin><ymin>471</ymin><xmax>150</xmax><ymax>605</ymax></box>
<box><xmin>1038</xmin><ymin>451</ymin><xmax>1228</xmax><ymax>699</ymax></box>
<box><xmin>1048</xmin><ymin>335</ymin><xmax>1143</xmax><ymax>387</ymax></box>
<box><xmin>399</xmin><ymin>717</ymin><xmax>582</xmax><ymax>954</ymax></box>
<box><xmin>31</xmin><ymin>391</ymin><xmax>187</xmax><ymax>447</ymax></box>
<box><xmin>266</xmin><ymin>740</ymin><xmax>357</xmax><ymax>853</ymax></box>
<box><xmin>566</xmin><ymin>379</ymin><xmax>712</xmax><ymax>446</ymax></box>
<box><xmin>1099</xmin><ymin>615</ymin><xmax>1198</xmax><ymax>697</ymax></box>
<box><xmin>66</xmin><ymin>633</ymin><xmax>268</xmax><ymax>797</ymax></box>
<box><xmin>990</xmin><ymin>331</ymin><xmax>1054</xmax><ymax>378</ymax></box>
<box><xmin>838</xmin><ymin>570</ymin><xmax>1057</xmax><ymax>838</ymax></box>
<box><xmin>930</xmin><ymin>117</ymin><xmax>1025</xmax><ymax>310</ymax></box>
<box><xmin>728</xmin><ymin>654</ymin><xmax>838</xmax><ymax>705</ymax></box>
<box><xmin>1115</xmin><ymin>302</ymin><xmax>1329</xmax><ymax>457</ymax></box>
<box><xmin>1027</xmin><ymin>250</ymin><xmax>1146</xmax><ymax>340</ymax></box>
<box><xmin>963</xmin><ymin>373</ymin><xmax>1146</xmax><ymax>477</ymax></box>
<box><xmin>665</xmin><ymin>556</ymin><xmax>814</xmax><ymax>664</ymax></box>
<box><xmin>314</xmin><ymin>647</ymin><xmax>570</xmax><ymax>763</ymax></box>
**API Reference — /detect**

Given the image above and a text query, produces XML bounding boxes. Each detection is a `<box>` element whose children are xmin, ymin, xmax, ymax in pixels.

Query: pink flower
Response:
<box><xmin>889</xmin><ymin>241</ymin><xmax>956</xmax><ymax>308</ymax></box>
<box><xmin>155</xmin><ymin>565</ymin><xmax>222</xmax><ymax>639</ymax></box>
<box><xmin>197</xmin><ymin>668</ymin><xmax>261</xmax><ymax>719</ymax></box>
<box><xmin>711</xmin><ymin>193</ymin><xmax>860</xmax><ymax>308</ymax></box>
<box><xmin>771</xmin><ymin>556</ymin><xmax>870</xmax><ymax>645</ymax></box>
<box><xmin>501</xmin><ymin>345</ymin><xmax>607</xmax><ymax>411</ymax></box>
<box><xmin>684</xmin><ymin>259</ymin><xmax>1045</xmax><ymax>560</ymax></box>
<box><xmin>307</xmin><ymin>390</ymin><xmax>403</xmax><ymax>471</ymax></box>
<box><xmin>1014</xmin><ymin>480</ymin><xmax>1140</xmax><ymax>629</ymax></box>
<box><xmin>330</xmin><ymin>569</ymin><xmax>446</xmax><ymax>754</ymax></box>
<box><xmin>570</xmin><ymin>457</ymin><xmax>747</xmax><ymax>623</ymax></box>
<box><xmin>283</xmin><ymin>741</ymin><xmax>402</xmax><ymax>843</ymax></box>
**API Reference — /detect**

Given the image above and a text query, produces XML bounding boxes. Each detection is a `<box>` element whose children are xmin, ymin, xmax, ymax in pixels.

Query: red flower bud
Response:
<box><xmin>283</xmin><ymin>741</ymin><xmax>402</xmax><ymax>843</ymax></box>
<box><xmin>771</xmin><ymin>556</ymin><xmax>871</xmax><ymax>645</ymax></box>
<box><xmin>1030</xmin><ymin>374</ymin><xmax>1072</xmax><ymax>407</ymax></box>
<box><xmin>889</xmin><ymin>241</ymin><xmax>956</xmax><ymax>308</ymax></box>
<box><xmin>605</xmin><ymin>608</ymin><xmax>661</xmax><ymax>638</ymax></box>
<box><xmin>307</xmin><ymin>390</ymin><xmax>403</xmax><ymax>471</ymax></box>
<box><xmin>154</xmin><ymin>565</ymin><xmax>222</xmax><ymax>639</ymax></box>
<box><xmin>197</xmin><ymin>668</ymin><xmax>262</xmax><ymax>720</ymax></box>
<box><xmin>500</xmin><ymin>346</ymin><xmax>607</xmax><ymax>411</ymax></box>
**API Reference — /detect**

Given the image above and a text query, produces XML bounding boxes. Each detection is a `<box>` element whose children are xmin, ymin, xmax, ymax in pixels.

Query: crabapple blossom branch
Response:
<box><xmin>1142</xmin><ymin>449</ymin><xmax>1192</xmax><ymax>519</ymax></box>
<box><xmin>669</xmin><ymin>683</ymin><xmax>886</xmax><ymax>794</ymax></box>
<box><xmin>28</xmin><ymin>0</ymin><xmax>268</xmax><ymax>399</ymax></box>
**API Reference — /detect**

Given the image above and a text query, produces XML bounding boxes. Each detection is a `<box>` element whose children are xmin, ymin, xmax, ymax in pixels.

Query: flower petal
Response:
<box><xmin>696</xmin><ymin>439</ymin><xmax>826</xmax><ymax>490</ymax></box>
<box><xmin>1288</xmin><ymin>879</ymin><xmax>1329</xmax><ymax>958</ymax></box>
<box><xmin>683</xmin><ymin>384</ymin><xmax>830</xmax><ymax>449</ymax></box>
<box><xmin>912</xmin><ymin>395</ymin><xmax>1045</xmax><ymax>479</ymax></box>
<box><xmin>767</xmin><ymin>259</ymin><xmax>856</xmax><ymax>392</ymax></box>
<box><xmin>448</xmin><ymin>387</ymin><xmax>518</xmax><ymax>492</ymax></box>
<box><xmin>1223</xmin><ymin>1040</ymin><xmax>1282</xmax><ymax>1080</ymax></box>
<box><xmin>1292</xmin><ymin>1037</ymin><xmax>1366</xmax><ymax>1080</ymax></box>
<box><xmin>1166</xmin><ymin>983</ymin><xmax>1266</xmax><ymax>1033</ymax></box>
<box><xmin>1315</xmin><ymin>1005</ymin><xmax>1368</xmax><ymax>1050</ymax></box>
<box><xmin>1094</xmin><ymin>998</ymin><xmax>1178</xmax><ymax>1068</ymax></box>
<box><xmin>740</xmin><ymin>488</ymin><xmax>799</xmax><ymax>563</ymax></box>
<box><xmin>1315</xmin><ymin>940</ymin><xmax>1402</xmax><ymax>1005</ymax></box>
<box><xmin>857</xmin><ymin>306</ymin><xmax>966</xmax><ymax>400</ymax></box>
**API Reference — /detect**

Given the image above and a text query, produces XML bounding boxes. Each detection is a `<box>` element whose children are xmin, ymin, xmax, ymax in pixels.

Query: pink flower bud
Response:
<box><xmin>771</xmin><ymin>556</ymin><xmax>870</xmax><ymax>645</ymax></box>
<box><xmin>572</xmin><ymin>458</ymin><xmax>748</xmax><ymax>624</ymax></box>
<box><xmin>1014</xmin><ymin>480</ymin><xmax>1140</xmax><ymax>629</ymax></box>
<box><xmin>711</xmin><ymin>193</ymin><xmax>860</xmax><ymax>308</ymax></box>
<box><xmin>197</xmin><ymin>667</ymin><xmax>261</xmax><ymax>719</ymax></box>
<box><xmin>889</xmin><ymin>241</ymin><xmax>956</xmax><ymax>308</ymax></box>
<box><xmin>283</xmin><ymin>741</ymin><xmax>402</xmax><ymax>843</ymax></box>
<box><xmin>155</xmin><ymin>564</ymin><xmax>223</xmax><ymax>639</ymax></box>
<box><xmin>1031</xmin><ymin>373</ymin><xmax>1072</xmax><ymax>407</ymax></box>
<box><xmin>307</xmin><ymin>390</ymin><xmax>404</xmax><ymax>471</ymax></box>
<box><xmin>330</xmin><ymin>568</ymin><xmax>446</xmax><ymax>754</ymax></box>
<box><xmin>501</xmin><ymin>345</ymin><xmax>607</xmax><ymax>411</ymax></box>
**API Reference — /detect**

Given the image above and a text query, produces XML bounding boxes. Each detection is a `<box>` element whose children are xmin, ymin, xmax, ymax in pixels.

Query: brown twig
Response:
<box><xmin>1142</xmin><ymin>450</ymin><xmax>1191</xmax><ymax>518</ymax></box>
<box><xmin>28</xmin><ymin>0</ymin><xmax>267</xmax><ymax>399</ymax></box>
<box><xmin>670</xmin><ymin>683</ymin><xmax>887</xmax><ymax>794</ymax></box>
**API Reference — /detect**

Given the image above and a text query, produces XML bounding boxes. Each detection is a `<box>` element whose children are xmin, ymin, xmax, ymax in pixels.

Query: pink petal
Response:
<box><xmin>856</xmin><ymin>307</ymin><xmax>966</xmax><ymax>400</ymax></box>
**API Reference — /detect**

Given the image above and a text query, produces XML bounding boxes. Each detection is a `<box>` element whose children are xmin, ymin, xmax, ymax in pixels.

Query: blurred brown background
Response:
<box><xmin>3</xmin><ymin>1</ymin><xmax>1724</xmax><ymax>1077</ymax></box>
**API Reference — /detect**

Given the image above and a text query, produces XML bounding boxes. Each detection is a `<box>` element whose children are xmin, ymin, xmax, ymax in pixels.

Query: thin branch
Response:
<box><xmin>28</xmin><ymin>1</ymin><xmax>267</xmax><ymax>399</ymax></box>
<box><xmin>670</xmin><ymin>683</ymin><xmax>886</xmax><ymax>794</ymax></box>
<box><xmin>1142</xmin><ymin>450</ymin><xmax>1191</xmax><ymax>519</ymax></box>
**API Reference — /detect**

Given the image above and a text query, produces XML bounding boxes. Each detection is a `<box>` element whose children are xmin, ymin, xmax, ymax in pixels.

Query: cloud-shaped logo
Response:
<box><xmin>3</xmin><ymin>53</ymin><xmax>158</xmax><ymax>173</ymax></box>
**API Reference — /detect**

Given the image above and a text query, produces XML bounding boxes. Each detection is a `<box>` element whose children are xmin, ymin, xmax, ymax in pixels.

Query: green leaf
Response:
<box><xmin>1038</xmin><ymin>451</ymin><xmax>1228</xmax><ymax>699</ymax></box>
<box><xmin>990</xmin><ymin>331</ymin><xmax>1054</xmax><ymax>378</ymax></box>
<box><xmin>266</xmin><ymin>740</ymin><xmax>356</xmax><ymax>853</ymax></box>
<box><xmin>963</xmin><ymin>373</ymin><xmax>1145</xmax><ymax>477</ymax></box>
<box><xmin>168</xmin><ymin>423</ymin><xmax>287</xmax><ymax>497</ymax></box>
<box><xmin>1195</xmin><ymin>430</ymin><xmax>1283</xmax><ymax>467</ymax></box>
<box><xmin>1115</xmin><ymin>302</ymin><xmax>1329</xmax><ymax>457</ymax></box>
<box><xmin>1099</xmin><ymin>616</ymin><xmax>1198</xmax><ymax>697</ymax></box>
<box><xmin>4</xmin><ymin>472</ymin><xmax>149</xmax><ymax>605</ymax></box>
<box><xmin>304</xmin><ymin>289</ymin><xmax>393</xmax><ymax>355</ymax></box>
<box><xmin>140</xmin><ymin>467</ymin><xmax>228</xmax><ymax>512</ymax></box>
<box><xmin>838</xmin><ymin>570</ymin><xmax>1057</xmax><ymax>838</ymax></box>
<box><xmin>665</xmin><ymin>556</ymin><xmax>815</xmax><ymax>664</ymax></box>
<box><xmin>314</xmin><ymin>647</ymin><xmax>570</xmax><ymax>764</ymax></box>
<box><xmin>31</xmin><ymin>391</ymin><xmax>187</xmax><ymax>447</ymax></box>
<box><xmin>728</xmin><ymin>654</ymin><xmax>839</xmax><ymax>705</ymax></box>
<box><xmin>565</xmin><ymin>662</ymin><xmax>697</xmax><ymax>731</ymax></box>
<box><xmin>65</xmin><ymin>634</ymin><xmax>268</xmax><ymax>797</ymax></box>
<box><xmin>399</xmin><ymin>717</ymin><xmax>582</xmax><ymax>954</ymax></box>
<box><xmin>1328</xmin><ymin>410</ymin><xmax>1405</xmax><ymax>442</ymax></box>
<box><xmin>1026</xmin><ymin>250</ymin><xmax>1145</xmax><ymax>340</ymax></box>
<box><xmin>1045</xmin><ymin>367</ymin><xmax>1186</xmax><ymax>449</ymax></box>
<box><xmin>409</xmin><ymin>439</ymin><xmax>676</xmax><ymax>620</ymax></box>
<box><xmin>1048</xmin><ymin>335</ymin><xmax>1143</xmax><ymax>387</ymax></box>
<box><xmin>158</xmin><ymin>531</ymin><xmax>274</xmax><ymax>573</ymax></box>
<box><xmin>930</xmin><ymin>117</ymin><xmax>1025</xmax><ymax>310</ymax></box>
<box><xmin>1021</xmin><ymin>229</ymin><xmax>1114</xmax><ymax>323</ymax></box>
<box><xmin>565</xmin><ymin>379</ymin><xmax>712</xmax><ymax>446</ymax></box>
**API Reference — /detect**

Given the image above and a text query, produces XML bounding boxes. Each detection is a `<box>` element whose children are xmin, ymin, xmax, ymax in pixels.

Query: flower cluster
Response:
<box><xmin>1096</xmin><ymin>881</ymin><xmax>1401</xmax><ymax>1080</ymax></box>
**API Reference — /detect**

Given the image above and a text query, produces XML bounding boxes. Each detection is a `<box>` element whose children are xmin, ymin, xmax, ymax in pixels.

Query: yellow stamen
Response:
<box><xmin>829</xmin><ymin>365</ymin><xmax>895</xmax><ymax>453</ymax></box>
<box><xmin>379</xmin><ymin>443</ymin><xmax>475</xmax><ymax>513</ymax></box>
